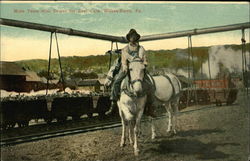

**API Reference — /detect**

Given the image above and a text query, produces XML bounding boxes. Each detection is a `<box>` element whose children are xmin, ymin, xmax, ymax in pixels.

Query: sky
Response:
<box><xmin>0</xmin><ymin>1</ymin><xmax>249</xmax><ymax>61</ymax></box>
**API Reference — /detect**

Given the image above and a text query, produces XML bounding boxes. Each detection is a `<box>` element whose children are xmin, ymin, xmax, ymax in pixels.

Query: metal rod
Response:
<box><xmin>115</xmin><ymin>42</ymin><xmax>119</xmax><ymax>50</ymax></box>
<box><xmin>208</xmin><ymin>50</ymin><xmax>212</xmax><ymax>89</ymax></box>
<box><xmin>241</xmin><ymin>29</ymin><xmax>248</xmax><ymax>95</ymax></box>
<box><xmin>187</xmin><ymin>37</ymin><xmax>190</xmax><ymax>107</ymax></box>
<box><xmin>1</xmin><ymin>18</ymin><xmax>249</xmax><ymax>43</ymax></box>
<box><xmin>55</xmin><ymin>32</ymin><xmax>65</xmax><ymax>92</ymax></box>
<box><xmin>46</xmin><ymin>32</ymin><xmax>53</xmax><ymax>95</ymax></box>
<box><xmin>201</xmin><ymin>60</ymin><xmax>203</xmax><ymax>87</ymax></box>
<box><xmin>140</xmin><ymin>22</ymin><xmax>250</xmax><ymax>42</ymax></box>
<box><xmin>108</xmin><ymin>42</ymin><xmax>113</xmax><ymax>69</ymax></box>
<box><xmin>189</xmin><ymin>36</ymin><xmax>198</xmax><ymax>105</ymax></box>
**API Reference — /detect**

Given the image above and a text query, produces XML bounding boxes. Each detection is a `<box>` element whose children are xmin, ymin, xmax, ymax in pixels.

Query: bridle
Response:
<box><xmin>123</xmin><ymin>57</ymin><xmax>147</xmax><ymax>98</ymax></box>
<box><xmin>128</xmin><ymin>57</ymin><xmax>145</xmax><ymax>86</ymax></box>
<box><xmin>130</xmin><ymin>79</ymin><xmax>143</xmax><ymax>85</ymax></box>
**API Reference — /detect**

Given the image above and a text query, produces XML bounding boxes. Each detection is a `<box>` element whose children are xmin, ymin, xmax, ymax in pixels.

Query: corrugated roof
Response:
<box><xmin>0</xmin><ymin>61</ymin><xmax>27</xmax><ymax>76</ymax></box>
<box><xmin>25</xmin><ymin>71</ymin><xmax>43</xmax><ymax>82</ymax></box>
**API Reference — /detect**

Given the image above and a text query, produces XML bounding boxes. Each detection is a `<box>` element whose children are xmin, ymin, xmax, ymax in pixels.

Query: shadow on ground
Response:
<box><xmin>144</xmin><ymin>129</ymin><xmax>240</xmax><ymax>160</ymax></box>
<box><xmin>176</xmin><ymin>128</ymin><xmax>224</xmax><ymax>137</ymax></box>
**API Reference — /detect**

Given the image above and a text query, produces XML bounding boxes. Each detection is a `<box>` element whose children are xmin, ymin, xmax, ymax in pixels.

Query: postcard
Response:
<box><xmin>0</xmin><ymin>1</ymin><xmax>249</xmax><ymax>161</ymax></box>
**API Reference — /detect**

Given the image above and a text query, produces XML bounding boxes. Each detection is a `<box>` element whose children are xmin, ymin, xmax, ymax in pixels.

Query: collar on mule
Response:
<box><xmin>121</xmin><ymin>70</ymin><xmax>156</xmax><ymax>99</ymax></box>
<box><xmin>121</xmin><ymin>76</ymin><xmax>146</xmax><ymax>98</ymax></box>
<box><xmin>130</xmin><ymin>79</ymin><xmax>143</xmax><ymax>85</ymax></box>
<box><xmin>123</xmin><ymin>88</ymin><xmax>147</xmax><ymax>98</ymax></box>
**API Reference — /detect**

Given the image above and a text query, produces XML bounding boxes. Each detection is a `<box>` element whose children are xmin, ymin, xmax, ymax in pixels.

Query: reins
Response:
<box><xmin>122</xmin><ymin>58</ymin><xmax>147</xmax><ymax>98</ymax></box>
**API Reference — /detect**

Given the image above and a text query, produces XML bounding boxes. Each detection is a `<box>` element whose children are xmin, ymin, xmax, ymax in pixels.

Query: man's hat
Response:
<box><xmin>126</xmin><ymin>29</ymin><xmax>141</xmax><ymax>42</ymax></box>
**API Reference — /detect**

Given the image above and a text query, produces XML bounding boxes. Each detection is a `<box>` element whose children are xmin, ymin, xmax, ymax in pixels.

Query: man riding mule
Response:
<box><xmin>105</xmin><ymin>29</ymin><xmax>156</xmax><ymax>117</ymax></box>
<box><xmin>104</xmin><ymin>29</ymin><xmax>182</xmax><ymax>156</ymax></box>
<box><xmin>115</xmin><ymin>48</ymin><xmax>182</xmax><ymax>156</ymax></box>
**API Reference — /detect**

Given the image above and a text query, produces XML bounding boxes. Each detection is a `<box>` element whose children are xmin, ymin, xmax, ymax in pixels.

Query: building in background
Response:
<box><xmin>0</xmin><ymin>61</ymin><xmax>27</xmax><ymax>92</ymax></box>
<box><xmin>0</xmin><ymin>61</ymin><xmax>59</xmax><ymax>92</ymax></box>
<box><xmin>77</xmin><ymin>79</ymin><xmax>101</xmax><ymax>92</ymax></box>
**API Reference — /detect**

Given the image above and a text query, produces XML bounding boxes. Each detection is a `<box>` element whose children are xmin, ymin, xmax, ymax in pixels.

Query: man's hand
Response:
<box><xmin>104</xmin><ymin>82</ymin><xmax>110</xmax><ymax>88</ymax></box>
<box><xmin>104</xmin><ymin>75</ymin><xmax>113</xmax><ymax>87</ymax></box>
<box><xmin>123</xmin><ymin>68</ymin><xmax>128</xmax><ymax>73</ymax></box>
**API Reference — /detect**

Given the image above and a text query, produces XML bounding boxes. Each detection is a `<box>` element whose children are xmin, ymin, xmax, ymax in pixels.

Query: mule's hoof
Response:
<box><xmin>166</xmin><ymin>131</ymin><xmax>174</xmax><ymax>137</ymax></box>
<box><xmin>167</xmin><ymin>129</ymin><xmax>177</xmax><ymax>135</ymax></box>
<box><xmin>138</xmin><ymin>131</ymin><xmax>142</xmax><ymax>138</ymax></box>
<box><xmin>134</xmin><ymin>149</ymin><xmax>140</xmax><ymax>156</ymax></box>
<box><xmin>120</xmin><ymin>143</ymin><xmax>126</xmax><ymax>147</ymax></box>
<box><xmin>151</xmin><ymin>134</ymin><xmax>156</xmax><ymax>140</ymax></box>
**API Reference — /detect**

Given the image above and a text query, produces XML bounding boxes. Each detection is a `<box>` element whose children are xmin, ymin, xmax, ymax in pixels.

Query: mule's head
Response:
<box><xmin>129</xmin><ymin>57</ymin><xmax>145</xmax><ymax>96</ymax></box>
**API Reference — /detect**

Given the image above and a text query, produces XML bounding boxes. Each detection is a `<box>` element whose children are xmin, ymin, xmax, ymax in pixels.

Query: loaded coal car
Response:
<box><xmin>0</xmin><ymin>92</ymin><xmax>113</xmax><ymax>130</ymax></box>
<box><xmin>51</xmin><ymin>95</ymin><xmax>94</xmax><ymax>122</ymax></box>
<box><xmin>0</xmin><ymin>96</ymin><xmax>52</xmax><ymax>129</ymax></box>
<box><xmin>179</xmin><ymin>88</ymin><xmax>210</xmax><ymax>107</ymax></box>
<box><xmin>0</xmin><ymin>99</ymin><xmax>32</xmax><ymax>128</ymax></box>
<box><xmin>11</xmin><ymin>100</ymin><xmax>30</xmax><ymax>127</ymax></box>
<box><xmin>20</xmin><ymin>97</ymin><xmax>52</xmax><ymax>124</ymax></box>
<box><xmin>0</xmin><ymin>100</ymin><xmax>18</xmax><ymax>129</ymax></box>
<box><xmin>196</xmin><ymin>77</ymin><xmax>238</xmax><ymax>106</ymax></box>
<box><xmin>179</xmin><ymin>76</ymin><xmax>239</xmax><ymax>108</ymax></box>
<box><xmin>95</xmin><ymin>94</ymin><xmax>113</xmax><ymax>119</ymax></box>
<box><xmin>207</xmin><ymin>88</ymin><xmax>238</xmax><ymax>106</ymax></box>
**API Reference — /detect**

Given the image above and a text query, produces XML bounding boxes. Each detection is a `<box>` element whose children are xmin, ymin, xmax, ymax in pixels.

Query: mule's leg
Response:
<box><xmin>120</xmin><ymin>118</ymin><xmax>127</xmax><ymax>147</ymax></box>
<box><xmin>133</xmin><ymin>120</ymin><xmax>139</xmax><ymax>156</ymax></box>
<box><xmin>172</xmin><ymin>113</ymin><xmax>177</xmax><ymax>134</ymax></box>
<box><xmin>133</xmin><ymin>110</ymin><xmax>144</xmax><ymax>156</ymax></box>
<box><xmin>165</xmin><ymin>102</ymin><xmax>173</xmax><ymax>133</ymax></box>
<box><xmin>150</xmin><ymin>117</ymin><xmax>156</xmax><ymax>140</ymax></box>
<box><xmin>128</xmin><ymin>122</ymin><xmax>134</xmax><ymax>145</ymax></box>
<box><xmin>167</xmin><ymin>109</ymin><xmax>172</xmax><ymax>133</ymax></box>
<box><xmin>172</xmin><ymin>98</ymin><xmax>180</xmax><ymax>134</ymax></box>
<box><xmin>117</xmin><ymin>101</ymin><xmax>126</xmax><ymax>147</ymax></box>
<box><xmin>137</xmin><ymin>122</ymin><xmax>142</xmax><ymax>138</ymax></box>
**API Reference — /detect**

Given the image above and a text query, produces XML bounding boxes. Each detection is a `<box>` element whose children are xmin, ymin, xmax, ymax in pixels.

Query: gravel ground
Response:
<box><xmin>1</xmin><ymin>93</ymin><xmax>249</xmax><ymax>161</ymax></box>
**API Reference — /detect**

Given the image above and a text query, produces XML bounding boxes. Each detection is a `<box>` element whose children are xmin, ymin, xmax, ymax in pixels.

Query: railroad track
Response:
<box><xmin>0</xmin><ymin>104</ymin><xmax>226</xmax><ymax>147</ymax></box>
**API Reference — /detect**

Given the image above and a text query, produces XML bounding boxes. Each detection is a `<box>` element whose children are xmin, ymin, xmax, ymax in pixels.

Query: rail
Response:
<box><xmin>0</xmin><ymin>104</ymin><xmax>219</xmax><ymax>147</ymax></box>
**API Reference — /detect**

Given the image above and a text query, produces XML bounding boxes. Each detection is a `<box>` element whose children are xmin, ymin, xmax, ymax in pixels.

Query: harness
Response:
<box><xmin>129</xmin><ymin>59</ymin><xmax>144</xmax><ymax>85</ymax></box>
<box><xmin>122</xmin><ymin>45</ymin><xmax>156</xmax><ymax>98</ymax></box>
<box><xmin>122</xmin><ymin>71</ymin><xmax>156</xmax><ymax>98</ymax></box>
<box><xmin>106</xmin><ymin>75</ymin><xmax>113</xmax><ymax>81</ymax></box>
<box><xmin>163</xmin><ymin>75</ymin><xmax>176</xmax><ymax>97</ymax></box>
<box><xmin>162</xmin><ymin>74</ymin><xmax>181</xmax><ymax>100</ymax></box>
<box><xmin>122</xmin><ymin>78</ymin><xmax>145</xmax><ymax>98</ymax></box>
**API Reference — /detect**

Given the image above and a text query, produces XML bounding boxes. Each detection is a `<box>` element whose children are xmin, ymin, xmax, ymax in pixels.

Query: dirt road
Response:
<box><xmin>1</xmin><ymin>94</ymin><xmax>249</xmax><ymax>161</ymax></box>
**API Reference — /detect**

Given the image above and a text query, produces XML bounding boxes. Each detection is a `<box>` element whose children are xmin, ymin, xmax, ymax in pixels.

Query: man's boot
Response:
<box><xmin>106</xmin><ymin>101</ymin><xmax>117</xmax><ymax>116</ymax></box>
